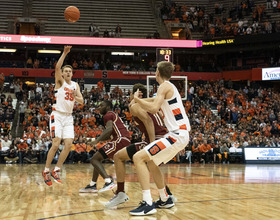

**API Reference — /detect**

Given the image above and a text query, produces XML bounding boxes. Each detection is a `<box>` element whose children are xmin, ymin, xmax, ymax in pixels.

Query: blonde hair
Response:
<box><xmin>157</xmin><ymin>61</ymin><xmax>174</xmax><ymax>79</ymax></box>
<box><xmin>62</xmin><ymin>65</ymin><xmax>73</xmax><ymax>72</ymax></box>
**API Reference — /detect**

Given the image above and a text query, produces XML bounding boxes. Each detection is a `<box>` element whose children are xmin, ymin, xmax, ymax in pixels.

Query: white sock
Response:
<box><xmin>143</xmin><ymin>189</ymin><xmax>153</xmax><ymax>206</ymax></box>
<box><xmin>54</xmin><ymin>166</ymin><xmax>60</xmax><ymax>172</ymax></box>
<box><xmin>44</xmin><ymin>167</ymin><xmax>49</xmax><ymax>172</ymax></box>
<box><xmin>104</xmin><ymin>178</ymin><xmax>111</xmax><ymax>183</ymax></box>
<box><xmin>90</xmin><ymin>181</ymin><xmax>96</xmax><ymax>186</ymax></box>
<box><xmin>158</xmin><ymin>187</ymin><xmax>169</xmax><ymax>202</ymax></box>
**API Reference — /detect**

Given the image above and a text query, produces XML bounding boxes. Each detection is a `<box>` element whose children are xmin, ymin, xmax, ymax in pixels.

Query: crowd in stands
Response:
<box><xmin>0</xmin><ymin>52</ymin><xmax>159</xmax><ymax>72</ymax></box>
<box><xmin>160</xmin><ymin>0</ymin><xmax>280</xmax><ymax>39</ymax></box>
<box><xmin>88</xmin><ymin>23</ymin><xmax>122</xmax><ymax>38</ymax></box>
<box><xmin>1</xmin><ymin>76</ymin><xmax>280</xmax><ymax>164</ymax></box>
<box><xmin>0</xmin><ymin>93</ymin><xmax>14</xmax><ymax>137</ymax></box>
<box><xmin>1</xmin><ymin>46</ymin><xmax>280</xmax><ymax>72</ymax></box>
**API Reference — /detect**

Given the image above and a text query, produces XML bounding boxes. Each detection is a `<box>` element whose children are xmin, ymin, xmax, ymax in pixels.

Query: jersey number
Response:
<box><xmin>65</xmin><ymin>92</ymin><xmax>74</xmax><ymax>101</ymax></box>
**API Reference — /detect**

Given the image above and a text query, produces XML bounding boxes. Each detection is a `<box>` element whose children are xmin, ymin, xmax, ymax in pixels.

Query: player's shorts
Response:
<box><xmin>49</xmin><ymin>111</ymin><xmax>74</xmax><ymax>139</ymax></box>
<box><xmin>99</xmin><ymin>137</ymin><xmax>131</xmax><ymax>159</ymax></box>
<box><xmin>126</xmin><ymin>141</ymin><xmax>148</xmax><ymax>160</ymax></box>
<box><xmin>143</xmin><ymin>129</ymin><xmax>189</xmax><ymax>166</ymax></box>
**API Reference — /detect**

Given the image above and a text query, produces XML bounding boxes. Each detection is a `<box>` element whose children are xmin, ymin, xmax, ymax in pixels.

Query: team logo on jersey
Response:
<box><xmin>64</xmin><ymin>87</ymin><xmax>74</xmax><ymax>93</ymax></box>
<box><xmin>148</xmin><ymin>141</ymin><xmax>166</xmax><ymax>156</ymax></box>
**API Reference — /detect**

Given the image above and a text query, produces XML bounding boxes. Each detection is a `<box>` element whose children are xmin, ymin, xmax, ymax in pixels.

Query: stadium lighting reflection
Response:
<box><xmin>38</xmin><ymin>50</ymin><xmax>61</xmax><ymax>54</ymax></box>
<box><xmin>111</xmin><ymin>52</ymin><xmax>134</xmax><ymax>56</ymax></box>
<box><xmin>0</xmin><ymin>48</ymin><xmax>16</xmax><ymax>52</ymax></box>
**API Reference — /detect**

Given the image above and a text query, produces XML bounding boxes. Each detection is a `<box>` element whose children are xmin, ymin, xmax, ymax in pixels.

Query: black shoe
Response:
<box><xmin>129</xmin><ymin>201</ymin><xmax>157</xmax><ymax>216</ymax></box>
<box><xmin>155</xmin><ymin>197</ymin><xmax>174</xmax><ymax>209</ymax></box>
<box><xmin>79</xmin><ymin>184</ymin><xmax>98</xmax><ymax>193</ymax></box>
<box><xmin>98</xmin><ymin>180</ymin><xmax>116</xmax><ymax>192</ymax></box>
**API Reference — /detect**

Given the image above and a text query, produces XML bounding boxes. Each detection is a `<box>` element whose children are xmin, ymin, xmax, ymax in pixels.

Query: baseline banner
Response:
<box><xmin>0</xmin><ymin>34</ymin><xmax>202</xmax><ymax>48</ymax></box>
<box><xmin>244</xmin><ymin>147</ymin><xmax>280</xmax><ymax>164</ymax></box>
<box><xmin>262</xmin><ymin>67</ymin><xmax>280</xmax><ymax>81</ymax></box>
<box><xmin>0</xmin><ymin>68</ymin><xmax>222</xmax><ymax>80</ymax></box>
<box><xmin>93</xmin><ymin>70</ymin><xmax>222</xmax><ymax>80</ymax></box>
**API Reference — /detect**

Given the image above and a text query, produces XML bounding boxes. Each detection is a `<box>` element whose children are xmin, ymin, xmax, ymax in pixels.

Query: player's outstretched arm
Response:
<box><xmin>91</xmin><ymin>120</ymin><xmax>113</xmax><ymax>145</ymax></box>
<box><xmin>74</xmin><ymin>83</ymin><xmax>84</xmax><ymax>104</ymax></box>
<box><xmin>55</xmin><ymin>46</ymin><xmax>72</xmax><ymax>86</ymax></box>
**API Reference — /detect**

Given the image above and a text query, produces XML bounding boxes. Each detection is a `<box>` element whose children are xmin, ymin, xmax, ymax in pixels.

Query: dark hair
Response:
<box><xmin>157</xmin><ymin>61</ymin><xmax>174</xmax><ymax>79</ymax></box>
<box><xmin>132</xmin><ymin>83</ymin><xmax>147</xmax><ymax>98</ymax></box>
<box><xmin>103</xmin><ymin>100</ymin><xmax>113</xmax><ymax>110</ymax></box>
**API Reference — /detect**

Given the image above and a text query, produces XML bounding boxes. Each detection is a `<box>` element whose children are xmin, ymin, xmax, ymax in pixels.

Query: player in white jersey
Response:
<box><xmin>42</xmin><ymin>46</ymin><xmax>84</xmax><ymax>186</ymax></box>
<box><xmin>129</xmin><ymin>61</ymin><xmax>191</xmax><ymax>216</ymax></box>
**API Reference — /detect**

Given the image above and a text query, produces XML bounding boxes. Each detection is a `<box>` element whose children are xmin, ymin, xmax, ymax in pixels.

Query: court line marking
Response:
<box><xmin>36</xmin><ymin>196</ymin><xmax>280</xmax><ymax>220</ymax></box>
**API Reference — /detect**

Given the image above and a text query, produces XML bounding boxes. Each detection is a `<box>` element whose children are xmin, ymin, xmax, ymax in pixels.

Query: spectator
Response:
<box><xmin>0</xmin><ymin>73</ymin><xmax>4</xmax><ymax>92</ymax></box>
<box><xmin>103</xmin><ymin>29</ymin><xmax>109</xmax><ymax>37</ymax></box>
<box><xmin>72</xmin><ymin>60</ymin><xmax>78</xmax><ymax>69</ymax></box>
<box><xmin>8</xmin><ymin>73</ymin><xmax>14</xmax><ymax>87</ymax></box>
<box><xmin>105</xmin><ymin>80</ymin><xmax>111</xmax><ymax>93</ymax></box>
<box><xmin>115</xmin><ymin>24</ymin><xmax>122</xmax><ymax>37</ymax></box>
<box><xmin>0</xmin><ymin>136</ymin><xmax>11</xmax><ymax>163</ymax></box>
<box><xmin>213</xmin><ymin>144</ymin><xmax>220</xmax><ymax>163</ymax></box>
<box><xmin>15</xmin><ymin>21</ymin><xmax>21</xmax><ymax>34</ymax></box>
<box><xmin>34</xmin><ymin>23</ymin><xmax>40</xmax><ymax>35</ymax></box>
<box><xmin>109</xmin><ymin>29</ymin><xmax>115</xmax><ymax>37</ymax></box>
<box><xmin>97</xmin><ymin>80</ymin><xmax>104</xmax><ymax>91</ymax></box>
<box><xmin>88</xmin><ymin>59</ymin><xmax>94</xmax><ymax>69</ymax></box>
<box><xmin>153</xmin><ymin>30</ymin><xmax>160</xmax><ymax>39</ymax></box>
<box><xmin>93</xmin><ymin>61</ymin><xmax>100</xmax><ymax>70</ymax></box>
<box><xmin>93</xmin><ymin>24</ymin><xmax>101</xmax><ymax>37</ymax></box>
<box><xmin>146</xmin><ymin>33</ymin><xmax>152</xmax><ymax>39</ymax></box>
<box><xmin>220</xmin><ymin>142</ymin><xmax>229</xmax><ymax>163</ymax></box>
<box><xmin>26</xmin><ymin>57</ymin><xmax>33</xmax><ymax>68</ymax></box>
<box><xmin>17</xmin><ymin>139</ymin><xmax>28</xmax><ymax>164</ymax></box>
<box><xmin>19</xmin><ymin>101</ymin><xmax>26</xmax><ymax>124</ymax></box>
<box><xmin>4</xmin><ymin>146</ymin><xmax>19</xmax><ymax>164</ymax></box>
<box><xmin>89</xmin><ymin>23</ymin><xmax>94</xmax><ymax>37</ymax></box>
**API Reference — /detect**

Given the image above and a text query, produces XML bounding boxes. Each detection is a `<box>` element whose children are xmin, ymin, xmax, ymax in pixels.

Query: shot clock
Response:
<box><xmin>156</xmin><ymin>48</ymin><xmax>173</xmax><ymax>63</ymax></box>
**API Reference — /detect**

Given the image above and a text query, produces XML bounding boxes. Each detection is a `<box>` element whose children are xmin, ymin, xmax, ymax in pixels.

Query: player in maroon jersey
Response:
<box><xmin>105</xmin><ymin>84</ymin><xmax>176</xmax><ymax>208</ymax></box>
<box><xmin>79</xmin><ymin>100</ymin><xmax>130</xmax><ymax>193</ymax></box>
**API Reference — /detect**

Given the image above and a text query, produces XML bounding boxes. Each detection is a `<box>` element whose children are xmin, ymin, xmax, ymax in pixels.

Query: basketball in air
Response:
<box><xmin>64</xmin><ymin>6</ymin><xmax>80</xmax><ymax>23</ymax></box>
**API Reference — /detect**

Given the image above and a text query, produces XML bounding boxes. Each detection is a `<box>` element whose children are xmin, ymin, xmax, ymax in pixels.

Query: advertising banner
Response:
<box><xmin>0</xmin><ymin>34</ymin><xmax>202</xmax><ymax>48</ymax></box>
<box><xmin>262</xmin><ymin>67</ymin><xmax>280</xmax><ymax>81</ymax></box>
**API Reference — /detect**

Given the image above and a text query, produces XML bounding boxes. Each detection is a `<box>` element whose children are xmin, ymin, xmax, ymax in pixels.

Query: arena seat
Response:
<box><xmin>32</xmin><ymin>0</ymin><xmax>158</xmax><ymax>38</ymax></box>
<box><xmin>0</xmin><ymin>0</ymin><xmax>23</xmax><ymax>34</ymax></box>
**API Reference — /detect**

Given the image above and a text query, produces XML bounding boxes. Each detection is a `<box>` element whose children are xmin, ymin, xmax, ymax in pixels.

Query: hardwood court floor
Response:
<box><xmin>0</xmin><ymin>163</ymin><xmax>279</xmax><ymax>220</ymax></box>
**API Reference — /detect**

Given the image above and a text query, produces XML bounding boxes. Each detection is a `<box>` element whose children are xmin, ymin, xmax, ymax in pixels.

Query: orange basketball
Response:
<box><xmin>64</xmin><ymin>6</ymin><xmax>80</xmax><ymax>23</ymax></box>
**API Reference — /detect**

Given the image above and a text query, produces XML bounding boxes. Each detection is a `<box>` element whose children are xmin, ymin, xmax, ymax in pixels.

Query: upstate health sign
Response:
<box><xmin>262</xmin><ymin>67</ymin><xmax>280</xmax><ymax>81</ymax></box>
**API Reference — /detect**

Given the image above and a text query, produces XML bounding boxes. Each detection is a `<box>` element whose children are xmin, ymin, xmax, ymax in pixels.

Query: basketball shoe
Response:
<box><xmin>169</xmin><ymin>194</ymin><xmax>177</xmax><ymax>203</ymax></box>
<box><xmin>51</xmin><ymin>168</ymin><xmax>62</xmax><ymax>184</ymax></box>
<box><xmin>105</xmin><ymin>192</ymin><xmax>129</xmax><ymax>208</ymax></box>
<box><xmin>129</xmin><ymin>201</ymin><xmax>157</xmax><ymax>216</ymax></box>
<box><xmin>154</xmin><ymin>197</ymin><xmax>174</xmax><ymax>209</ymax></box>
<box><xmin>98</xmin><ymin>179</ymin><xmax>116</xmax><ymax>193</ymax></box>
<box><xmin>79</xmin><ymin>184</ymin><xmax>98</xmax><ymax>193</ymax></box>
<box><xmin>42</xmin><ymin>170</ymin><xmax>52</xmax><ymax>186</ymax></box>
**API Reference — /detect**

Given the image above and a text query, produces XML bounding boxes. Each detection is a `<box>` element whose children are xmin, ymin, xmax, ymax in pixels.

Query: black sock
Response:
<box><xmin>165</xmin><ymin>185</ymin><xmax>172</xmax><ymax>195</ymax></box>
